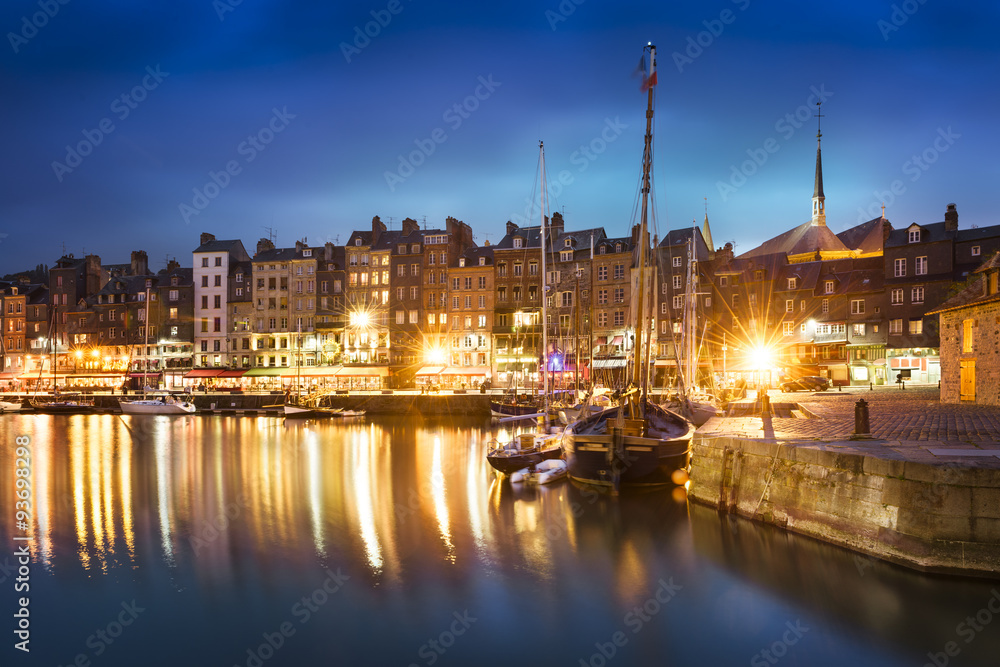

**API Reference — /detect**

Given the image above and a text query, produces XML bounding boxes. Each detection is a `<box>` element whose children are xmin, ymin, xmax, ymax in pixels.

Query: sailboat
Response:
<box><xmin>119</xmin><ymin>287</ymin><xmax>196</xmax><ymax>415</ymax></box>
<box><xmin>30</xmin><ymin>298</ymin><xmax>95</xmax><ymax>414</ymax></box>
<box><xmin>487</xmin><ymin>141</ymin><xmax>562</xmax><ymax>474</ymax></box>
<box><xmin>283</xmin><ymin>324</ymin><xmax>347</xmax><ymax>418</ymax></box>
<box><xmin>562</xmin><ymin>44</ymin><xmax>694</xmax><ymax>491</ymax></box>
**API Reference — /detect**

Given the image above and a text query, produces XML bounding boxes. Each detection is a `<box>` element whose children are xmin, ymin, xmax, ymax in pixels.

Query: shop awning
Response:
<box><xmin>184</xmin><ymin>369</ymin><xmax>224</xmax><ymax>378</ymax></box>
<box><xmin>440</xmin><ymin>366</ymin><xmax>490</xmax><ymax>376</ymax></box>
<box><xmin>128</xmin><ymin>372</ymin><xmax>162</xmax><ymax>378</ymax></box>
<box><xmin>611</xmin><ymin>335</ymin><xmax>624</xmax><ymax>346</ymax></box>
<box><xmin>0</xmin><ymin>371</ymin><xmax>23</xmax><ymax>380</ymax></box>
<box><xmin>416</xmin><ymin>366</ymin><xmax>445</xmax><ymax>377</ymax></box>
<box><xmin>336</xmin><ymin>366</ymin><xmax>390</xmax><ymax>377</ymax></box>
<box><xmin>653</xmin><ymin>359</ymin><xmax>677</xmax><ymax>366</ymax></box>
<box><xmin>243</xmin><ymin>368</ymin><xmax>283</xmax><ymax>377</ymax></box>
<box><xmin>217</xmin><ymin>370</ymin><xmax>246</xmax><ymax>378</ymax></box>
<box><xmin>593</xmin><ymin>358</ymin><xmax>626</xmax><ymax>369</ymax></box>
<box><xmin>292</xmin><ymin>366</ymin><xmax>342</xmax><ymax>377</ymax></box>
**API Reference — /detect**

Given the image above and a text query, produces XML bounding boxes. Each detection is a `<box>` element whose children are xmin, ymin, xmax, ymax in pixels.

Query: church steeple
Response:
<box><xmin>702</xmin><ymin>197</ymin><xmax>715</xmax><ymax>257</ymax></box>
<box><xmin>811</xmin><ymin>101</ymin><xmax>826</xmax><ymax>227</ymax></box>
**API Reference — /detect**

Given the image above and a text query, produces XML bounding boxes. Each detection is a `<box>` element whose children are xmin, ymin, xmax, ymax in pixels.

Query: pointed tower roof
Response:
<box><xmin>702</xmin><ymin>198</ymin><xmax>715</xmax><ymax>255</ymax></box>
<box><xmin>810</xmin><ymin>101</ymin><xmax>826</xmax><ymax>226</ymax></box>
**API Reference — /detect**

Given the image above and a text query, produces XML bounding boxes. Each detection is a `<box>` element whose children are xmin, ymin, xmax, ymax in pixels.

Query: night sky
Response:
<box><xmin>2</xmin><ymin>0</ymin><xmax>998</xmax><ymax>273</ymax></box>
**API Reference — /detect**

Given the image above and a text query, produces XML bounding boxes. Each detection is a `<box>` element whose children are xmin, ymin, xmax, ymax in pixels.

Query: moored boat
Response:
<box><xmin>510</xmin><ymin>458</ymin><xmax>567</xmax><ymax>485</ymax></box>
<box><xmin>0</xmin><ymin>398</ymin><xmax>25</xmax><ymax>412</ymax></box>
<box><xmin>487</xmin><ymin>431</ymin><xmax>563</xmax><ymax>475</ymax></box>
<box><xmin>119</xmin><ymin>395</ymin><xmax>196</xmax><ymax>415</ymax></box>
<box><xmin>30</xmin><ymin>397</ymin><xmax>95</xmax><ymax>414</ymax></box>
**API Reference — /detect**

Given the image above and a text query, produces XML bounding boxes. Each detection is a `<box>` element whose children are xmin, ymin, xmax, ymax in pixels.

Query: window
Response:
<box><xmin>673</xmin><ymin>295</ymin><xmax>683</xmax><ymax>309</ymax></box>
<box><xmin>410</xmin><ymin>286</ymin><xmax>419</xmax><ymax>300</ymax></box>
<box><xmin>613</xmin><ymin>311</ymin><xmax>624</xmax><ymax>326</ymax></box>
<box><xmin>214</xmin><ymin>295</ymin><xmax>221</xmax><ymax>308</ymax></box>
<box><xmin>890</xmin><ymin>288</ymin><xmax>903</xmax><ymax>305</ymax></box>
<box><xmin>597</xmin><ymin>312</ymin><xmax>607</xmax><ymax>327</ymax></box>
<box><xmin>214</xmin><ymin>275</ymin><xmax>222</xmax><ymax>287</ymax></box>
<box><xmin>915</xmin><ymin>256</ymin><xmax>927</xmax><ymax>276</ymax></box>
<box><xmin>214</xmin><ymin>317</ymin><xmax>221</xmax><ymax>332</ymax></box>
<box><xmin>672</xmin><ymin>256</ymin><xmax>682</xmax><ymax>267</ymax></box>
<box><xmin>911</xmin><ymin>286</ymin><xmax>924</xmax><ymax>304</ymax></box>
<box><xmin>513</xmin><ymin>263</ymin><xmax>522</xmax><ymax>277</ymax></box>
<box><xmin>908</xmin><ymin>229</ymin><xmax>920</xmax><ymax>243</ymax></box>
<box><xmin>498</xmin><ymin>287</ymin><xmax>507</xmax><ymax>302</ymax></box>
<box><xmin>824</xmin><ymin>280</ymin><xmax>834</xmax><ymax>294</ymax></box>
<box><xmin>852</xmin><ymin>323</ymin><xmax>865</xmax><ymax>336</ymax></box>
<box><xmin>963</xmin><ymin>319</ymin><xmax>974</xmax><ymax>353</ymax></box>
<box><xmin>783</xmin><ymin>322</ymin><xmax>794</xmax><ymax>335</ymax></box>
<box><xmin>598</xmin><ymin>266</ymin><xmax>608</xmax><ymax>281</ymax></box>
<box><xmin>613</xmin><ymin>264</ymin><xmax>624</xmax><ymax>280</ymax></box>
<box><xmin>800</xmin><ymin>300</ymin><xmax>806</xmax><ymax>312</ymax></box>
<box><xmin>513</xmin><ymin>237</ymin><xmax>523</xmax><ymax>249</ymax></box>
<box><xmin>908</xmin><ymin>318</ymin><xmax>923</xmax><ymax>335</ymax></box>
<box><xmin>598</xmin><ymin>289</ymin><xmax>608</xmax><ymax>305</ymax></box>
<box><xmin>202</xmin><ymin>275</ymin><xmax>209</xmax><ymax>287</ymax></box>
<box><xmin>785</xmin><ymin>300</ymin><xmax>794</xmax><ymax>313</ymax></box>
<box><xmin>673</xmin><ymin>275</ymin><xmax>682</xmax><ymax>290</ymax></box>
<box><xmin>411</xmin><ymin>264</ymin><xmax>419</xmax><ymax>276</ymax></box>
<box><xmin>821</xmin><ymin>299</ymin><xmax>829</xmax><ymax>314</ymax></box>
<box><xmin>561</xmin><ymin>292</ymin><xmax>573</xmax><ymax>307</ymax></box>
<box><xmin>719</xmin><ymin>276</ymin><xmax>728</xmax><ymax>287</ymax></box>
<box><xmin>613</xmin><ymin>288</ymin><xmax>625</xmax><ymax>303</ymax></box>
<box><xmin>850</xmin><ymin>300</ymin><xmax>865</xmax><ymax>315</ymax></box>
<box><xmin>787</xmin><ymin>278</ymin><xmax>797</xmax><ymax>289</ymax></box>
<box><xmin>972</xmin><ymin>246</ymin><xmax>981</xmax><ymax>257</ymax></box>
<box><xmin>894</xmin><ymin>258</ymin><xmax>906</xmax><ymax>277</ymax></box>
<box><xmin>732</xmin><ymin>294</ymin><xmax>740</xmax><ymax>308</ymax></box>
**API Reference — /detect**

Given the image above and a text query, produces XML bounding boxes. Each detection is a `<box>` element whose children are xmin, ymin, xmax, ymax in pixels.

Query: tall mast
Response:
<box><xmin>631</xmin><ymin>44</ymin><xmax>656</xmax><ymax>407</ymax></box>
<box><xmin>539</xmin><ymin>141</ymin><xmax>549</xmax><ymax>416</ymax></box>
<box><xmin>143</xmin><ymin>286</ymin><xmax>150</xmax><ymax>399</ymax></box>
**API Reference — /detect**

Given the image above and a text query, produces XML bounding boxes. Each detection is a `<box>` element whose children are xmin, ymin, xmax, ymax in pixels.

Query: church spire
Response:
<box><xmin>811</xmin><ymin>101</ymin><xmax>826</xmax><ymax>226</ymax></box>
<box><xmin>702</xmin><ymin>197</ymin><xmax>715</xmax><ymax>258</ymax></box>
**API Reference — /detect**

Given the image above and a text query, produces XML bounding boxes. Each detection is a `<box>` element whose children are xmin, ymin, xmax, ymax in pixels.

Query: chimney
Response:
<box><xmin>550</xmin><ymin>211</ymin><xmax>565</xmax><ymax>238</ymax></box>
<box><xmin>166</xmin><ymin>258</ymin><xmax>180</xmax><ymax>272</ymax></box>
<box><xmin>483</xmin><ymin>240</ymin><xmax>490</xmax><ymax>247</ymax></box>
<box><xmin>716</xmin><ymin>242</ymin><xmax>734</xmax><ymax>264</ymax></box>
<box><xmin>200</xmin><ymin>232</ymin><xmax>216</xmax><ymax>246</ymax></box>
<box><xmin>130</xmin><ymin>250</ymin><xmax>149</xmax><ymax>276</ymax></box>
<box><xmin>371</xmin><ymin>215</ymin><xmax>386</xmax><ymax>246</ymax></box>
<box><xmin>85</xmin><ymin>255</ymin><xmax>102</xmax><ymax>296</ymax></box>
<box><xmin>402</xmin><ymin>217</ymin><xmax>419</xmax><ymax>236</ymax></box>
<box><xmin>506</xmin><ymin>220</ymin><xmax>517</xmax><ymax>236</ymax></box>
<box><xmin>295</xmin><ymin>239</ymin><xmax>304</xmax><ymax>253</ymax></box>
<box><xmin>256</xmin><ymin>238</ymin><xmax>275</xmax><ymax>257</ymax></box>
<box><xmin>944</xmin><ymin>203</ymin><xmax>958</xmax><ymax>231</ymax></box>
<box><xmin>324</xmin><ymin>242</ymin><xmax>334</xmax><ymax>261</ymax></box>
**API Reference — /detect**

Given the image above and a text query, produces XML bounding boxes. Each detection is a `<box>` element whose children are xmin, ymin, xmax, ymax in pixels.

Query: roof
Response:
<box><xmin>926</xmin><ymin>276</ymin><xmax>998</xmax><ymax>315</ymax></box>
<box><xmin>494</xmin><ymin>224</ymin><xmax>542</xmax><ymax>250</ymax></box>
<box><xmin>737</xmin><ymin>220</ymin><xmax>849</xmax><ymax>259</ymax></box>
<box><xmin>884</xmin><ymin>221</ymin><xmax>953</xmax><ymax>247</ymax></box>
<box><xmin>836</xmin><ymin>217</ymin><xmax>888</xmax><ymax>254</ymax></box>
<box><xmin>193</xmin><ymin>239</ymin><xmax>248</xmax><ymax>255</ymax></box>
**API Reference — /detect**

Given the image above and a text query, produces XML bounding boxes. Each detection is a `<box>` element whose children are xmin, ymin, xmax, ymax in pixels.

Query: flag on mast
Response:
<box><xmin>632</xmin><ymin>51</ymin><xmax>657</xmax><ymax>92</ymax></box>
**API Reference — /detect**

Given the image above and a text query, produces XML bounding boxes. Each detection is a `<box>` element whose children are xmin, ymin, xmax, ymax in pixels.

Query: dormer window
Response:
<box><xmin>459</xmin><ymin>258</ymin><xmax>465</xmax><ymax>267</ymax></box>
<box><xmin>303</xmin><ymin>249</ymin><xmax>312</xmax><ymax>257</ymax></box>
<box><xmin>908</xmin><ymin>229</ymin><xmax>920</xmax><ymax>243</ymax></box>
<box><xmin>355</xmin><ymin>239</ymin><xmax>362</xmax><ymax>246</ymax></box>
<box><xmin>513</xmin><ymin>237</ymin><xmax>523</xmax><ymax>249</ymax></box>
<box><xmin>972</xmin><ymin>246</ymin><xmax>981</xmax><ymax>256</ymax></box>
<box><xmin>564</xmin><ymin>238</ymin><xmax>572</xmax><ymax>247</ymax></box>
<box><xmin>787</xmin><ymin>278</ymin><xmax>797</xmax><ymax>289</ymax></box>
<box><xmin>825</xmin><ymin>280</ymin><xmax>834</xmax><ymax>294</ymax></box>
<box><xmin>600</xmin><ymin>246</ymin><xmax>606</xmax><ymax>255</ymax></box>
<box><xmin>615</xmin><ymin>243</ymin><xmax>622</xmax><ymax>253</ymax></box>
<box><xmin>479</xmin><ymin>257</ymin><xmax>486</xmax><ymax>266</ymax></box>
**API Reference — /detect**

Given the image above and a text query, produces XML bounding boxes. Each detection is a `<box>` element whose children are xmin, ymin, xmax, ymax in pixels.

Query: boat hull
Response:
<box><xmin>29</xmin><ymin>400</ymin><xmax>94</xmax><ymax>415</ymax></box>
<box><xmin>487</xmin><ymin>442</ymin><xmax>562</xmax><ymax>475</ymax></box>
<box><xmin>119</xmin><ymin>399</ymin><xmax>196</xmax><ymax>415</ymax></box>
<box><xmin>562</xmin><ymin>402</ymin><xmax>693</xmax><ymax>488</ymax></box>
<box><xmin>489</xmin><ymin>400</ymin><xmax>542</xmax><ymax>419</ymax></box>
<box><xmin>0</xmin><ymin>400</ymin><xmax>24</xmax><ymax>412</ymax></box>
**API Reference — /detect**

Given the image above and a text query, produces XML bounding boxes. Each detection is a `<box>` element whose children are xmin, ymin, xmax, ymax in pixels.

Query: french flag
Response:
<box><xmin>632</xmin><ymin>54</ymin><xmax>657</xmax><ymax>92</ymax></box>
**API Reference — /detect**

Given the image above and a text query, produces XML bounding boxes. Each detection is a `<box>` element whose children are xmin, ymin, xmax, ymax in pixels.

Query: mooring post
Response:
<box><xmin>854</xmin><ymin>398</ymin><xmax>870</xmax><ymax>437</ymax></box>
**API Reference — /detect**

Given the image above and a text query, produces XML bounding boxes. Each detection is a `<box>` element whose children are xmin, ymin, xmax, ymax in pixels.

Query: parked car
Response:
<box><xmin>779</xmin><ymin>376</ymin><xmax>830</xmax><ymax>392</ymax></box>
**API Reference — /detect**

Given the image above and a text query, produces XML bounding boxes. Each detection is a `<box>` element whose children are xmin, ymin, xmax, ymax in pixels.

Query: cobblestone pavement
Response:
<box><xmin>699</xmin><ymin>385</ymin><xmax>1000</xmax><ymax>464</ymax></box>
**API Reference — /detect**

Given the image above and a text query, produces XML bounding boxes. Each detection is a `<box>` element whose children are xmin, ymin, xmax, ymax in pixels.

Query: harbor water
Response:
<box><xmin>1</xmin><ymin>413</ymin><xmax>998</xmax><ymax>666</ymax></box>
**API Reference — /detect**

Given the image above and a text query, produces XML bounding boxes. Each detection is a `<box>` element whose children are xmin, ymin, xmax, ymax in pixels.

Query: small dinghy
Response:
<box><xmin>509</xmin><ymin>458</ymin><xmax>568</xmax><ymax>485</ymax></box>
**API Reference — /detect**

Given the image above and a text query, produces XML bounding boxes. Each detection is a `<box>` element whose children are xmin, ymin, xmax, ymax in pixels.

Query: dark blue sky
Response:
<box><xmin>2</xmin><ymin>0</ymin><xmax>997</xmax><ymax>272</ymax></box>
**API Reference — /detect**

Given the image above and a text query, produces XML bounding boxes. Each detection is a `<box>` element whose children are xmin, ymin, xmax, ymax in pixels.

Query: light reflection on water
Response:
<box><xmin>0</xmin><ymin>414</ymin><xmax>997</xmax><ymax>667</ymax></box>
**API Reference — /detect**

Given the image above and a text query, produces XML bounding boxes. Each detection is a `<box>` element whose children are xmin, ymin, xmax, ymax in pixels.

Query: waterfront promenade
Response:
<box><xmin>691</xmin><ymin>385</ymin><xmax>1000</xmax><ymax>577</ymax></box>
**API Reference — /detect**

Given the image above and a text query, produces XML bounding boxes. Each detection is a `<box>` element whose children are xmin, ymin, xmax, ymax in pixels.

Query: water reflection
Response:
<box><xmin>0</xmin><ymin>414</ymin><xmax>997</xmax><ymax>666</ymax></box>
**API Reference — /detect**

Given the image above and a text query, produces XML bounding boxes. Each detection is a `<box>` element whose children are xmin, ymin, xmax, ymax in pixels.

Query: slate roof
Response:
<box><xmin>836</xmin><ymin>217</ymin><xmax>888</xmax><ymax>254</ymax></box>
<box><xmin>737</xmin><ymin>221</ymin><xmax>849</xmax><ymax>259</ymax></box>
<box><xmin>193</xmin><ymin>239</ymin><xmax>247</xmax><ymax>254</ymax></box>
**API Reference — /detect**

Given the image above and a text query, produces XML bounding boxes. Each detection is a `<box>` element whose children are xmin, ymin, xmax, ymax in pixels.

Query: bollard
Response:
<box><xmin>901</xmin><ymin>380</ymin><xmax>905</xmax><ymax>391</ymax></box>
<box><xmin>838</xmin><ymin>384</ymin><xmax>842</xmax><ymax>392</ymax></box>
<box><xmin>854</xmin><ymin>398</ymin><xmax>871</xmax><ymax>436</ymax></box>
<box><xmin>869</xmin><ymin>382</ymin><xmax>873</xmax><ymax>391</ymax></box>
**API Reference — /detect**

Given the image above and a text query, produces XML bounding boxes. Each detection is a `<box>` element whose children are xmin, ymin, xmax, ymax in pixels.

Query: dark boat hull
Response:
<box><xmin>487</xmin><ymin>445</ymin><xmax>562</xmax><ymax>475</ymax></box>
<box><xmin>562</xmin><ymin>402</ymin><xmax>693</xmax><ymax>487</ymax></box>
<box><xmin>29</xmin><ymin>401</ymin><xmax>94</xmax><ymax>415</ymax></box>
<box><xmin>489</xmin><ymin>400</ymin><xmax>542</xmax><ymax>418</ymax></box>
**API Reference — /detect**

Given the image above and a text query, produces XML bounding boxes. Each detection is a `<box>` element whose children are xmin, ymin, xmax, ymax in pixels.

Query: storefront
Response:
<box><xmin>335</xmin><ymin>366</ymin><xmax>390</xmax><ymax>390</ymax></box>
<box><xmin>887</xmin><ymin>349</ymin><xmax>940</xmax><ymax>384</ymax></box>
